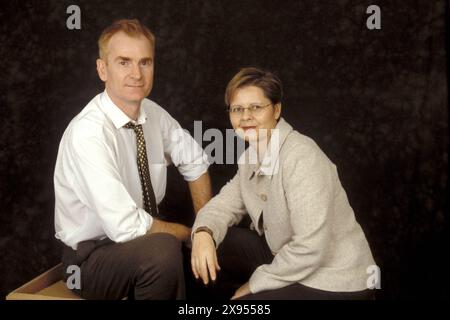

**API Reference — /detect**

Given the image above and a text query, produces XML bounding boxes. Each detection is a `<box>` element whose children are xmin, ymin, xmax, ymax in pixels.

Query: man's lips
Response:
<box><xmin>126</xmin><ymin>85</ymin><xmax>144</xmax><ymax>88</ymax></box>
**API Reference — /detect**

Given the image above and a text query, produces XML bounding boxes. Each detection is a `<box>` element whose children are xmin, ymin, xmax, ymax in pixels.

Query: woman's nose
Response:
<box><xmin>240</xmin><ymin>108</ymin><xmax>253</xmax><ymax>120</ymax></box>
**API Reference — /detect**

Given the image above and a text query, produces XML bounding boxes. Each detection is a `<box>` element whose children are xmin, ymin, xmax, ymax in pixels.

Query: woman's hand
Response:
<box><xmin>191</xmin><ymin>231</ymin><xmax>221</xmax><ymax>285</ymax></box>
<box><xmin>231</xmin><ymin>282</ymin><xmax>251</xmax><ymax>300</ymax></box>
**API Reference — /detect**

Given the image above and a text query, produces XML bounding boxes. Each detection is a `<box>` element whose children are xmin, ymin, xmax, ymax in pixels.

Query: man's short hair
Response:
<box><xmin>98</xmin><ymin>19</ymin><xmax>155</xmax><ymax>60</ymax></box>
<box><xmin>225</xmin><ymin>67</ymin><xmax>283</xmax><ymax>106</ymax></box>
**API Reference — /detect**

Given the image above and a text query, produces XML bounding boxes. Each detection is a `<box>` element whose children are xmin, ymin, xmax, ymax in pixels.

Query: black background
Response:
<box><xmin>0</xmin><ymin>0</ymin><xmax>448</xmax><ymax>299</ymax></box>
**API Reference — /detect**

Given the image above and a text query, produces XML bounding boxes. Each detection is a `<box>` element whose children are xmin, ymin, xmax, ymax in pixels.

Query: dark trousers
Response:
<box><xmin>62</xmin><ymin>233</ymin><xmax>185</xmax><ymax>300</ymax></box>
<box><xmin>216</xmin><ymin>226</ymin><xmax>374</xmax><ymax>300</ymax></box>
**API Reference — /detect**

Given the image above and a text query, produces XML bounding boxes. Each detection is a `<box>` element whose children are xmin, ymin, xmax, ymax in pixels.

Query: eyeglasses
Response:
<box><xmin>227</xmin><ymin>103</ymin><xmax>272</xmax><ymax>116</ymax></box>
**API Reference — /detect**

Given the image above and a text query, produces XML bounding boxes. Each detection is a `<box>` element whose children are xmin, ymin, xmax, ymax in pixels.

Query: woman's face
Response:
<box><xmin>229</xmin><ymin>85</ymin><xmax>281</xmax><ymax>143</ymax></box>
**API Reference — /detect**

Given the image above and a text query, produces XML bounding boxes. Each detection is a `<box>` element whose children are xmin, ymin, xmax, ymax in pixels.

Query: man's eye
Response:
<box><xmin>251</xmin><ymin>105</ymin><xmax>262</xmax><ymax>111</ymax></box>
<box><xmin>141</xmin><ymin>60</ymin><xmax>151</xmax><ymax>66</ymax></box>
<box><xmin>119</xmin><ymin>61</ymin><xmax>128</xmax><ymax>66</ymax></box>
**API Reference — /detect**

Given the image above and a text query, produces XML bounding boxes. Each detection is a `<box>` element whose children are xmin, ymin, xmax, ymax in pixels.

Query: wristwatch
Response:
<box><xmin>194</xmin><ymin>226</ymin><xmax>214</xmax><ymax>237</ymax></box>
<box><xmin>194</xmin><ymin>226</ymin><xmax>216</xmax><ymax>246</ymax></box>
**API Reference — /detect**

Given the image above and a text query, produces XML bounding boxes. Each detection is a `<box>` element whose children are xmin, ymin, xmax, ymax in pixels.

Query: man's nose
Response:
<box><xmin>130</xmin><ymin>64</ymin><xmax>142</xmax><ymax>79</ymax></box>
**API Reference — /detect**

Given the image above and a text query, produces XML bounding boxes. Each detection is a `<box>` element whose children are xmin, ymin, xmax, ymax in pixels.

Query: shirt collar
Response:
<box><xmin>247</xmin><ymin>117</ymin><xmax>293</xmax><ymax>179</ymax></box>
<box><xmin>99</xmin><ymin>90</ymin><xmax>147</xmax><ymax>129</ymax></box>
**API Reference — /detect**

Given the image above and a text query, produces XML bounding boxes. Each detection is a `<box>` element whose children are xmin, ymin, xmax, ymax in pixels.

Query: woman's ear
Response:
<box><xmin>274</xmin><ymin>103</ymin><xmax>282</xmax><ymax>120</ymax></box>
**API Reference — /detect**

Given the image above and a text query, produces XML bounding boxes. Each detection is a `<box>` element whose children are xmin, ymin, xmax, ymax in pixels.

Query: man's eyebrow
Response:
<box><xmin>140</xmin><ymin>57</ymin><xmax>153</xmax><ymax>62</ymax></box>
<box><xmin>115</xmin><ymin>56</ymin><xmax>131</xmax><ymax>61</ymax></box>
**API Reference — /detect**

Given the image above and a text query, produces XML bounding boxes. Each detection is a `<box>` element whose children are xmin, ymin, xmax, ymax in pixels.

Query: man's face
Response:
<box><xmin>97</xmin><ymin>31</ymin><xmax>154</xmax><ymax>108</ymax></box>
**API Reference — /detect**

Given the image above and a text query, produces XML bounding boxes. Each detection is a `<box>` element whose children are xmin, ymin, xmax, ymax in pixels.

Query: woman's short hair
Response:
<box><xmin>225</xmin><ymin>67</ymin><xmax>283</xmax><ymax>106</ymax></box>
<box><xmin>98</xmin><ymin>19</ymin><xmax>155</xmax><ymax>60</ymax></box>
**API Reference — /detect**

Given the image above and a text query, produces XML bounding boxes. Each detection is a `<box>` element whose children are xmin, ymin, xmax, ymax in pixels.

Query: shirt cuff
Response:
<box><xmin>180</xmin><ymin>163</ymin><xmax>209</xmax><ymax>182</ymax></box>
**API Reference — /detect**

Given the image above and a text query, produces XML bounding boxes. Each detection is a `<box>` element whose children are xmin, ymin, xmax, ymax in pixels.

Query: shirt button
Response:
<box><xmin>260</xmin><ymin>194</ymin><xmax>267</xmax><ymax>201</ymax></box>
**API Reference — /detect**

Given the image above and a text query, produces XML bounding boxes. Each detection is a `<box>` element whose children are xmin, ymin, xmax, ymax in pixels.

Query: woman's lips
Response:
<box><xmin>241</xmin><ymin>126</ymin><xmax>256</xmax><ymax>131</ymax></box>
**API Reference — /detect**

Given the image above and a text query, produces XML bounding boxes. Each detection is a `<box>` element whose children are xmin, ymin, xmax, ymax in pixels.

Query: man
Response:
<box><xmin>54</xmin><ymin>19</ymin><xmax>212</xmax><ymax>300</ymax></box>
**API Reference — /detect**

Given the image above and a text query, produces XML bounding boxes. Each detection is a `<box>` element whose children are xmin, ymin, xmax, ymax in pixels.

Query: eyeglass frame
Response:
<box><xmin>226</xmin><ymin>103</ymin><xmax>273</xmax><ymax>116</ymax></box>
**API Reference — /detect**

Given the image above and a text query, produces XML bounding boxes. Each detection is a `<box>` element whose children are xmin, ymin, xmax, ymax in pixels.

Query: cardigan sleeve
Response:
<box><xmin>249</xmin><ymin>142</ymin><xmax>336</xmax><ymax>293</ymax></box>
<box><xmin>192</xmin><ymin>171</ymin><xmax>247</xmax><ymax>247</ymax></box>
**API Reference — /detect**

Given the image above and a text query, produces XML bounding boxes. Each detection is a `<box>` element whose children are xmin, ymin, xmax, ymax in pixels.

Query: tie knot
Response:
<box><xmin>124</xmin><ymin>122</ymin><xmax>142</xmax><ymax>132</ymax></box>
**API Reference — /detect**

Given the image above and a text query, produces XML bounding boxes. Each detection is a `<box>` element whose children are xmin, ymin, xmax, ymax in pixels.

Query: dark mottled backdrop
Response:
<box><xmin>0</xmin><ymin>0</ymin><xmax>448</xmax><ymax>299</ymax></box>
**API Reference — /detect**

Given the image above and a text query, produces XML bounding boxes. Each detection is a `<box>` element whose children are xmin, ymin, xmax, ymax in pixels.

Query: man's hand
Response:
<box><xmin>148</xmin><ymin>218</ymin><xmax>191</xmax><ymax>242</ymax></box>
<box><xmin>231</xmin><ymin>282</ymin><xmax>251</xmax><ymax>300</ymax></box>
<box><xmin>191</xmin><ymin>231</ymin><xmax>221</xmax><ymax>285</ymax></box>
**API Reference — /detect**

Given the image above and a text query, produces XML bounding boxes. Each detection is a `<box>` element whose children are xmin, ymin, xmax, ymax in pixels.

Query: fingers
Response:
<box><xmin>214</xmin><ymin>250</ymin><xmax>221</xmax><ymax>271</ymax></box>
<box><xmin>191</xmin><ymin>255</ymin><xmax>199</xmax><ymax>280</ymax></box>
<box><xmin>230</xmin><ymin>289</ymin><xmax>240</xmax><ymax>300</ymax></box>
<box><xmin>183</xmin><ymin>227</ymin><xmax>192</xmax><ymax>242</ymax></box>
<box><xmin>207</xmin><ymin>255</ymin><xmax>217</xmax><ymax>282</ymax></box>
<box><xmin>191</xmin><ymin>255</ymin><xmax>208</xmax><ymax>284</ymax></box>
<box><xmin>191</xmin><ymin>245</ymin><xmax>210</xmax><ymax>285</ymax></box>
<box><xmin>197</xmin><ymin>255</ymin><xmax>210</xmax><ymax>285</ymax></box>
<box><xmin>148</xmin><ymin>218</ymin><xmax>161</xmax><ymax>234</ymax></box>
<box><xmin>191</xmin><ymin>232</ymin><xmax>220</xmax><ymax>285</ymax></box>
<box><xmin>208</xmin><ymin>250</ymin><xmax>222</xmax><ymax>281</ymax></box>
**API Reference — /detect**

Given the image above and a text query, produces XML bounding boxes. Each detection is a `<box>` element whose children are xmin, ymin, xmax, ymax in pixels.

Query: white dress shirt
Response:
<box><xmin>54</xmin><ymin>91</ymin><xmax>209</xmax><ymax>249</ymax></box>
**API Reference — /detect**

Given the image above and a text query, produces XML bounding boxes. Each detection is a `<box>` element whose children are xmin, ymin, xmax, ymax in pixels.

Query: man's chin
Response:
<box><xmin>124</xmin><ymin>93</ymin><xmax>147</xmax><ymax>103</ymax></box>
<box><xmin>125</xmin><ymin>86</ymin><xmax>150</xmax><ymax>97</ymax></box>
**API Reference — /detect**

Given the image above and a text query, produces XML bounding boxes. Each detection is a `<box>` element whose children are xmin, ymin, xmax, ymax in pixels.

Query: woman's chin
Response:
<box><xmin>235</xmin><ymin>128</ymin><xmax>258</xmax><ymax>142</ymax></box>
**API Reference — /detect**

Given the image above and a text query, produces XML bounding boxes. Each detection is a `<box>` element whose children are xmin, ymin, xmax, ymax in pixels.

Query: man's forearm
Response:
<box><xmin>147</xmin><ymin>218</ymin><xmax>191</xmax><ymax>241</ymax></box>
<box><xmin>188</xmin><ymin>172</ymin><xmax>212</xmax><ymax>214</ymax></box>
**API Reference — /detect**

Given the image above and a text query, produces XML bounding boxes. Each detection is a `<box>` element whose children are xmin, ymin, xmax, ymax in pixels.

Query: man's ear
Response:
<box><xmin>274</xmin><ymin>103</ymin><xmax>282</xmax><ymax>120</ymax></box>
<box><xmin>96</xmin><ymin>58</ymin><xmax>107</xmax><ymax>82</ymax></box>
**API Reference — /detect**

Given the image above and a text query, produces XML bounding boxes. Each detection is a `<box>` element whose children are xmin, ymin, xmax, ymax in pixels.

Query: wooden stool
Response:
<box><xmin>6</xmin><ymin>264</ymin><xmax>82</xmax><ymax>300</ymax></box>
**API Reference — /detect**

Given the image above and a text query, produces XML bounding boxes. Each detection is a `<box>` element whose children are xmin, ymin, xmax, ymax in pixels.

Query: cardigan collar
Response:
<box><xmin>247</xmin><ymin>117</ymin><xmax>293</xmax><ymax>180</ymax></box>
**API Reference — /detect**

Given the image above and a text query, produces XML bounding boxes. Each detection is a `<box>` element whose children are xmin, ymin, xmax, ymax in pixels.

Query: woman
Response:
<box><xmin>191</xmin><ymin>67</ymin><xmax>376</xmax><ymax>300</ymax></box>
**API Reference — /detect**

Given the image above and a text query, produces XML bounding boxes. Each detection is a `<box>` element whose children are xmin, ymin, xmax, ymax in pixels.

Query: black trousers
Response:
<box><xmin>62</xmin><ymin>233</ymin><xmax>185</xmax><ymax>300</ymax></box>
<box><xmin>215</xmin><ymin>226</ymin><xmax>374</xmax><ymax>300</ymax></box>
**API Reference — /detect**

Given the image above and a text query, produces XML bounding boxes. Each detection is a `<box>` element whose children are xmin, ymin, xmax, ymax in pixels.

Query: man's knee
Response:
<box><xmin>136</xmin><ymin>233</ymin><xmax>183</xmax><ymax>279</ymax></box>
<box><xmin>132</xmin><ymin>233</ymin><xmax>185</xmax><ymax>299</ymax></box>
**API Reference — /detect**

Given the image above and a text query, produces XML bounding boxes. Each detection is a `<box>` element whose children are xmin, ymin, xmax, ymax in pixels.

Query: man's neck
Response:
<box><xmin>118</xmin><ymin>103</ymin><xmax>140</xmax><ymax>122</ymax></box>
<box><xmin>106</xmin><ymin>89</ymin><xmax>141</xmax><ymax>121</ymax></box>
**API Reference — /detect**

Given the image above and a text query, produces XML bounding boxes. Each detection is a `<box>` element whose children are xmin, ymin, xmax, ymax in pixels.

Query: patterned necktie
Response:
<box><xmin>124</xmin><ymin>122</ymin><xmax>158</xmax><ymax>217</ymax></box>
